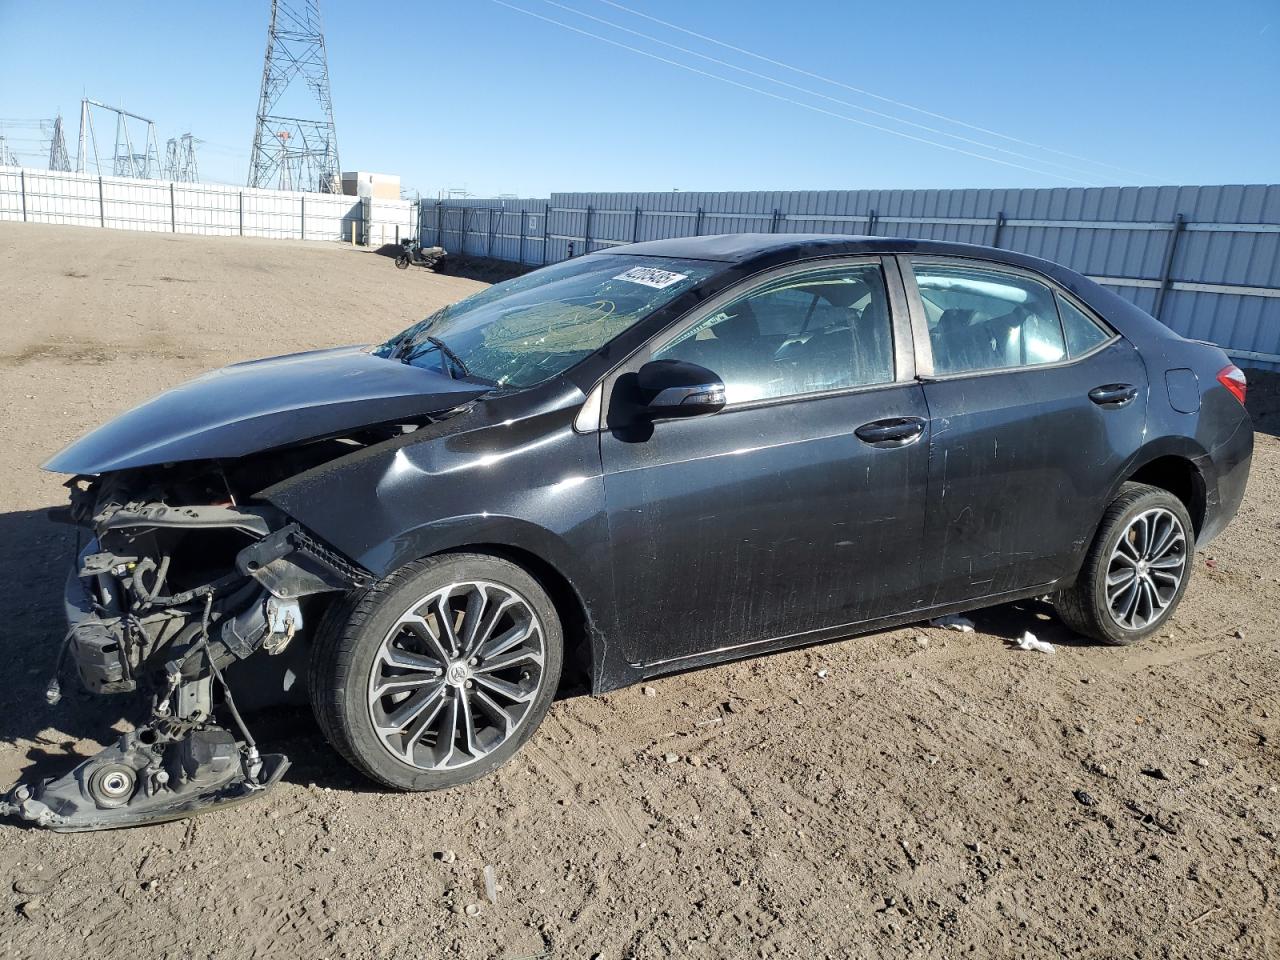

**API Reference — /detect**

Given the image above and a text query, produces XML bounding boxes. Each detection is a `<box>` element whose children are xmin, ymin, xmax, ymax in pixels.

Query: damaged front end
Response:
<box><xmin>2</xmin><ymin>463</ymin><xmax>369</xmax><ymax>831</ymax></box>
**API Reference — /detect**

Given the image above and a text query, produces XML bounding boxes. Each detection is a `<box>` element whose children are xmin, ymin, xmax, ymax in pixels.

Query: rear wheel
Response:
<box><xmin>310</xmin><ymin>553</ymin><xmax>563</xmax><ymax>790</ymax></box>
<box><xmin>394</xmin><ymin>254</ymin><xmax>409</xmax><ymax>269</ymax></box>
<box><xmin>1054</xmin><ymin>483</ymin><xmax>1193</xmax><ymax>645</ymax></box>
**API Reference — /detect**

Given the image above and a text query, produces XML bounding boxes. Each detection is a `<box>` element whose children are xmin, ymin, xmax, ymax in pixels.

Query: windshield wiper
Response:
<box><xmin>424</xmin><ymin>335</ymin><xmax>471</xmax><ymax>380</ymax></box>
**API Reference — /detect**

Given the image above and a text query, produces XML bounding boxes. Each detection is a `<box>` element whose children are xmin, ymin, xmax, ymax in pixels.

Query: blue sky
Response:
<box><xmin>1</xmin><ymin>0</ymin><xmax>1276</xmax><ymax>196</ymax></box>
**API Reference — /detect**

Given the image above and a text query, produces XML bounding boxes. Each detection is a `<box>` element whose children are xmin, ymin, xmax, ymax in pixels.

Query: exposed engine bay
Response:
<box><xmin>0</xmin><ymin>438</ymin><xmax>388</xmax><ymax>831</ymax></box>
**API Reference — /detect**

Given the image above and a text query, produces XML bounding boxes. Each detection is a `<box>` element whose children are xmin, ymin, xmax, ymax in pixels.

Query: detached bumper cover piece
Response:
<box><xmin>0</xmin><ymin>723</ymin><xmax>289</xmax><ymax>832</ymax></box>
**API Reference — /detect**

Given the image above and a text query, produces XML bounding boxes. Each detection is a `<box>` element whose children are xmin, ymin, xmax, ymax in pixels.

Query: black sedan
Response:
<box><xmin>8</xmin><ymin>234</ymin><xmax>1253</xmax><ymax>829</ymax></box>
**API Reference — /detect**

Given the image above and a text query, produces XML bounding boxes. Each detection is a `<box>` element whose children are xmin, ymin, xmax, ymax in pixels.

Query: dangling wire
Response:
<box><xmin>194</xmin><ymin>593</ymin><xmax>257</xmax><ymax>753</ymax></box>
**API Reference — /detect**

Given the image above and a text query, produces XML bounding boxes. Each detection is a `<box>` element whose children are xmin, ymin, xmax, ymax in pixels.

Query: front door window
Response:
<box><xmin>654</xmin><ymin>264</ymin><xmax>894</xmax><ymax>403</ymax></box>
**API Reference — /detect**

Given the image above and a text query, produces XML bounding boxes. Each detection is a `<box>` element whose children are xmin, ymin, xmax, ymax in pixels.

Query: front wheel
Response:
<box><xmin>394</xmin><ymin>254</ymin><xmax>409</xmax><ymax>269</ymax></box>
<box><xmin>310</xmin><ymin>553</ymin><xmax>563</xmax><ymax>790</ymax></box>
<box><xmin>1054</xmin><ymin>482</ymin><xmax>1194</xmax><ymax>645</ymax></box>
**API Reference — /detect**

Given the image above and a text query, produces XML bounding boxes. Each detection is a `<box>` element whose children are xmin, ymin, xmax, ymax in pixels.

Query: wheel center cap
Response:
<box><xmin>1137</xmin><ymin>560</ymin><xmax>1149</xmax><ymax>574</ymax></box>
<box><xmin>446</xmin><ymin>662</ymin><xmax>471</xmax><ymax>686</ymax></box>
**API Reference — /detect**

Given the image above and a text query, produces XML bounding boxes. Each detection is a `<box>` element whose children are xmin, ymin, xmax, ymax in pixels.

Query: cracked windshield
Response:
<box><xmin>377</xmin><ymin>255</ymin><xmax>717</xmax><ymax>387</ymax></box>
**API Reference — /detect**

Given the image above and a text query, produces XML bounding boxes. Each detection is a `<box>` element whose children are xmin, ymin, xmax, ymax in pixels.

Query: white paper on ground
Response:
<box><xmin>929</xmin><ymin>615</ymin><xmax>975</xmax><ymax>632</ymax></box>
<box><xmin>1013</xmin><ymin>630</ymin><xmax>1055</xmax><ymax>654</ymax></box>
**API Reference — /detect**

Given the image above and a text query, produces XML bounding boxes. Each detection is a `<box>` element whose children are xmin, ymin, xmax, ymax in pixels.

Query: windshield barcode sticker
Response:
<box><xmin>613</xmin><ymin>266</ymin><xmax>689</xmax><ymax>289</ymax></box>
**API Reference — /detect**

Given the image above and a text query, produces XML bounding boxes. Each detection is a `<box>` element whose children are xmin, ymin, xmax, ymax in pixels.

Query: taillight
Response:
<box><xmin>1217</xmin><ymin>364</ymin><xmax>1247</xmax><ymax>406</ymax></box>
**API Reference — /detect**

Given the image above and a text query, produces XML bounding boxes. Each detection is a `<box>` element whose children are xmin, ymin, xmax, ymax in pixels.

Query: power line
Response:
<box><xmin>592</xmin><ymin>0</ymin><xmax>1161</xmax><ymax>182</ymax></box>
<box><xmin>542</xmin><ymin>0</ymin><xmax>1109</xmax><ymax>183</ymax></box>
<box><xmin>488</xmin><ymin>0</ymin><xmax>1096</xmax><ymax>184</ymax></box>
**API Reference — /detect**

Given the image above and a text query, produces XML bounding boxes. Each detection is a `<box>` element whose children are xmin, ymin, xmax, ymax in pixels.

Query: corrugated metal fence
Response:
<box><xmin>421</xmin><ymin>185</ymin><xmax>1280</xmax><ymax>369</ymax></box>
<box><xmin>0</xmin><ymin>164</ymin><xmax>417</xmax><ymax>245</ymax></box>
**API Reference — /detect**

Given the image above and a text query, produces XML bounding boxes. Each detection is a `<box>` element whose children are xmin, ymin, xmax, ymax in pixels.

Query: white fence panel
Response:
<box><xmin>175</xmin><ymin>182</ymin><xmax>241</xmax><ymax>237</ymax></box>
<box><xmin>242</xmin><ymin>189</ymin><xmax>302</xmax><ymax>240</ymax></box>
<box><xmin>29</xmin><ymin>171</ymin><xmax>102</xmax><ymax>226</ymax></box>
<box><xmin>303</xmin><ymin>194</ymin><xmax>362</xmax><ymax>243</ymax></box>
<box><xmin>0</xmin><ymin>164</ymin><xmax>413</xmax><ymax>247</ymax></box>
<box><xmin>102</xmin><ymin>176</ymin><xmax>170</xmax><ymax>232</ymax></box>
<box><xmin>0</xmin><ymin>167</ymin><xmax>20</xmax><ymax>220</ymax></box>
<box><xmin>366</xmin><ymin>198</ymin><xmax>415</xmax><ymax>247</ymax></box>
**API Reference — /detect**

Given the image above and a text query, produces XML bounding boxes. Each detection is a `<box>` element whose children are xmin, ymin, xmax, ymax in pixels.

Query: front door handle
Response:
<box><xmin>855</xmin><ymin>416</ymin><xmax>926</xmax><ymax>447</ymax></box>
<box><xmin>1088</xmin><ymin>383</ymin><xmax>1139</xmax><ymax>407</ymax></box>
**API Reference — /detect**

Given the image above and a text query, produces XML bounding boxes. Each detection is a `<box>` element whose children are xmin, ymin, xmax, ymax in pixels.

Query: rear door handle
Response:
<box><xmin>1088</xmin><ymin>383</ymin><xmax>1139</xmax><ymax>407</ymax></box>
<box><xmin>855</xmin><ymin>416</ymin><xmax>926</xmax><ymax>447</ymax></box>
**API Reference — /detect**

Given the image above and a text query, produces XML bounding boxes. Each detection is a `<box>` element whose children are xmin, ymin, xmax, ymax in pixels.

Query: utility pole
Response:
<box><xmin>248</xmin><ymin>0</ymin><xmax>341</xmax><ymax>193</ymax></box>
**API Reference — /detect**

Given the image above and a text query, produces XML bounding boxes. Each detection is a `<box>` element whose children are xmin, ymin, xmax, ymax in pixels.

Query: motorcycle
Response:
<box><xmin>395</xmin><ymin>238</ymin><xmax>447</xmax><ymax>271</ymax></box>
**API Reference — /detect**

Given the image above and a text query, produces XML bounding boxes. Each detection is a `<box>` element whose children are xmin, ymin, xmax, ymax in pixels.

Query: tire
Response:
<box><xmin>1054</xmin><ymin>482</ymin><xmax>1194</xmax><ymax>645</ymax></box>
<box><xmin>310</xmin><ymin>553</ymin><xmax>563</xmax><ymax>790</ymax></box>
<box><xmin>394</xmin><ymin>254</ymin><xmax>409</xmax><ymax>269</ymax></box>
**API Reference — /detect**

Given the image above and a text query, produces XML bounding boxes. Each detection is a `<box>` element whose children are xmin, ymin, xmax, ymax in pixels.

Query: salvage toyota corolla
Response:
<box><xmin>3</xmin><ymin>234</ymin><xmax>1252</xmax><ymax>830</ymax></box>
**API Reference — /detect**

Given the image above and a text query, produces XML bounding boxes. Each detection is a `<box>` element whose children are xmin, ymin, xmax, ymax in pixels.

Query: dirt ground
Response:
<box><xmin>0</xmin><ymin>222</ymin><xmax>1276</xmax><ymax>960</ymax></box>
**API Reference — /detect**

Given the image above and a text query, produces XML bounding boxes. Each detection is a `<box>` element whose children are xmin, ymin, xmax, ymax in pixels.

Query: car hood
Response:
<box><xmin>43</xmin><ymin>345</ymin><xmax>490</xmax><ymax>474</ymax></box>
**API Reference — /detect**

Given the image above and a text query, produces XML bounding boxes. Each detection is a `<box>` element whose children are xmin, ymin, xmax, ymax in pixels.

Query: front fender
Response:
<box><xmin>259</xmin><ymin>385</ymin><xmax>618</xmax><ymax>684</ymax></box>
<box><xmin>262</xmin><ymin>391</ymin><xmax>607</xmax><ymax>569</ymax></box>
<box><xmin>371</xmin><ymin>512</ymin><xmax>595</xmax><ymax>587</ymax></box>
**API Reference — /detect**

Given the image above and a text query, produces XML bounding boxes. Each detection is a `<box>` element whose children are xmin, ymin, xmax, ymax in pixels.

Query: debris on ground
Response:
<box><xmin>483</xmin><ymin>865</ymin><xmax>498</xmax><ymax>904</ymax></box>
<box><xmin>1075</xmin><ymin>789</ymin><xmax>1098</xmax><ymax>807</ymax></box>
<box><xmin>1125</xmin><ymin>802</ymin><xmax>1179</xmax><ymax>835</ymax></box>
<box><xmin>17</xmin><ymin>900</ymin><xmax>43</xmax><ymax>920</ymax></box>
<box><xmin>929</xmin><ymin>615</ymin><xmax>975</xmax><ymax>632</ymax></box>
<box><xmin>13</xmin><ymin>877</ymin><xmax>52</xmax><ymax>896</ymax></box>
<box><xmin>1012</xmin><ymin>631</ymin><xmax>1055</xmax><ymax>654</ymax></box>
<box><xmin>1141</xmin><ymin>767</ymin><xmax>1170</xmax><ymax>781</ymax></box>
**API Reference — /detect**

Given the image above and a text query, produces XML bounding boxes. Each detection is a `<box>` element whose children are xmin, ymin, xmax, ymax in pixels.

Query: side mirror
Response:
<box><xmin>636</xmin><ymin>359</ymin><xmax>726</xmax><ymax>418</ymax></box>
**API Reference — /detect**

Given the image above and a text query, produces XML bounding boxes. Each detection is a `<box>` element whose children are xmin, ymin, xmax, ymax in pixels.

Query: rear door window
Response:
<box><xmin>911</xmin><ymin>262</ymin><xmax>1066</xmax><ymax>375</ymax></box>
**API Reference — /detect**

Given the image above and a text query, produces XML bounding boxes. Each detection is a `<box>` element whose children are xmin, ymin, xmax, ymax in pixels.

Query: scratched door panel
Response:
<box><xmin>601</xmin><ymin>383</ymin><xmax>930</xmax><ymax>668</ymax></box>
<box><xmin>918</xmin><ymin>338</ymin><xmax>1148</xmax><ymax>606</ymax></box>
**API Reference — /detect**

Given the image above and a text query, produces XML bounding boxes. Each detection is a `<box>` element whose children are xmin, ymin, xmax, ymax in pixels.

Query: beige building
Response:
<box><xmin>340</xmin><ymin>171</ymin><xmax>401</xmax><ymax>201</ymax></box>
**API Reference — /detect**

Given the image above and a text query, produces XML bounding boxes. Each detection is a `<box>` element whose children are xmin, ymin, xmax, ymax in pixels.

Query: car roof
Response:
<box><xmin>599</xmin><ymin>232</ymin><xmax>1059</xmax><ymax>274</ymax></box>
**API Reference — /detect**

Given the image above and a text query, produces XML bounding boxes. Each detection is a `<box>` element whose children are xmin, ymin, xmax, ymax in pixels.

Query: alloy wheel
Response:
<box><xmin>1104</xmin><ymin>508</ymin><xmax>1187</xmax><ymax>631</ymax></box>
<box><xmin>366</xmin><ymin>580</ymin><xmax>546</xmax><ymax>770</ymax></box>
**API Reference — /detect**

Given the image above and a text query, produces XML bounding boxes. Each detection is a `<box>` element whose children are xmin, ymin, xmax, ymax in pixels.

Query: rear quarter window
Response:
<box><xmin>1057</xmin><ymin>295</ymin><xmax>1112</xmax><ymax>357</ymax></box>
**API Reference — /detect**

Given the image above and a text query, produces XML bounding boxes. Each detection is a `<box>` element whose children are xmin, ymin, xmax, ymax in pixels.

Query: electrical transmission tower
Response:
<box><xmin>0</xmin><ymin>136</ymin><xmax>18</xmax><ymax>167</ymax></box>
<box><xmin>165</xmin><ymin>133</ymin><xmax>200</xmax><ymax>182</ymax></box>
<box><xmin>77</xmin><ymin>99</ymin><xmax>162</xmax><ymax>178</ymax></box>
<box><xmin>48</xmin><ymin>115</ymin><xmax>71</xmax><ymax>171</ymax></box>
<box><xmin>248</xmin><ymin>0</ymin><xmax>341</xmax><ymax>193</ymax></box>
